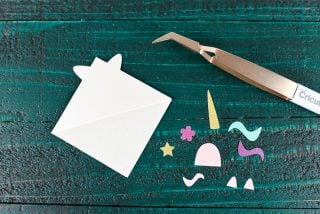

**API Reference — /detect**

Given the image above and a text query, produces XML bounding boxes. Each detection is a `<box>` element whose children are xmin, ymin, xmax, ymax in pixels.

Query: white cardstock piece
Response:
<box><xmin>52</xmin><ymin>54</ymin><xmax>172</xmax><ymax>177</ymax></box>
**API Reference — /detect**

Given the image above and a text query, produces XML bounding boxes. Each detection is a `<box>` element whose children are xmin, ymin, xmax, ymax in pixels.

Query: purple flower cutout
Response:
<box><xmin>180</xmin><ymin>126</ymin><xmax>195</xmax><ymax>142</ymax></box>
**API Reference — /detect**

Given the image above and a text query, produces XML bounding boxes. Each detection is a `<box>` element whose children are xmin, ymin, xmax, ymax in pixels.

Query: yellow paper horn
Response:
<box><xmin>207</xmin><ymin>90</ymin><xmax>220</xmax><ymax>129</ymax></box>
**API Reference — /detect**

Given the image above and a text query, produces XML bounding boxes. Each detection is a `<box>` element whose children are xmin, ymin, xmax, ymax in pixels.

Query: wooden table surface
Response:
<box><xmin>0</xmin><ymin>1</ymin><xmax>319</xmax><ymax>213</ymax></box>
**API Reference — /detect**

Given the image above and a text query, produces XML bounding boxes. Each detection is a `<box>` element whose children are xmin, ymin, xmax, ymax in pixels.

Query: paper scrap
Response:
<box><xmin>244</xmin><ymin>178</ymin><xmax>254</xmax><ymax>191</ymax></box>
<box><xmin>194</xmin><ymin>143</ymin><xmax>221</xmax><ymax>167</ymax></box>
<box><xmin>51</xmin><ymin>54</ymin><xmax>172</xmax><ymax>177</ymax></box>
<box><xmin>238</xmin><ymin>141</ymin><xmax>264</xmax><ymax>161</ymax></box>
<box><xmin>183</xmin><ymin>173</ymin><xmax>204</xmax><ymax>187</ymax></box>
<box><xmin>207</xmin><ymin>90</ymin><xmax>220</xmax><ymax>129</ymax></box>
<box><xmin>160</xmin><ymin>142</ymin><xmax>174</xmax><ymax>157</ymax></box>
<box><xmin>226</xmin><ymin>176</ymin><xmax>237</xmax><ymax>188</ymax></box>
<box><xmin>228</xmin><ymin>121</ymin><xmax>262</xmax><ymax>141</ymax></box>
<box><xmin>180</xmin><ymin>126</ymin><xmax>195</xmax><ymax>142</ymax></box>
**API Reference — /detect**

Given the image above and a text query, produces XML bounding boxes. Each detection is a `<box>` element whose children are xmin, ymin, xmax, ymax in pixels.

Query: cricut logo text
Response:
<box><xmin>299</xmin><ymin>90</ymin><xmax>320</xmax><ymax>106</ymax></box>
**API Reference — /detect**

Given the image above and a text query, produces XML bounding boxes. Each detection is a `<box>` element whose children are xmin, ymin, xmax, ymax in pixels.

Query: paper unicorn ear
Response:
<box><xmin>73</xmin><ymin>65</ymin><xmax>90</xmax><ymax>79</ymax></box>
<box><xmin>91</xmin><ymin>54</ymin><xmax>122</xmax><ymax>71</ymax></box>
<box><xmin>107</xmin><ymin>54</ymin><xmax>122</xmax><ymax>69</ymax></box>
<box><xmin>73</xmin><ymin>54</ymin><xmax>122</xmax><ymax>80</ymax></box>
<box><xmin>226</xmin><ymin>176</ymin><xmax>237</xmax><ymax>188</ymax></box>
<box><xmin>244</xmin><ymin>178</ymin><xmax>254</xmax><ymax>191</ymax></box>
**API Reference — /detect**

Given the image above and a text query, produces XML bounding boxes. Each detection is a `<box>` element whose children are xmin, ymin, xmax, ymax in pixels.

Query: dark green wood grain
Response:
<box><xmin>0</xmin><ymin>204</ymin><xmax>317</xmax><ymax>214</ymax></box>
<box><xmin>0</xmin><ymin>20</ymin><xmax>319</xmax><ymax>209</ymax></box>
<box><xmin>0</xmin><ymin>0</ymin><xmax>319</xmax><ymax>212</ymax></box>
<box><xmin>0</xmin><ymin>21</ymin><xmax>319</xmax><ymax>121</ymax></box>
<box><xmin>1</xmin><ymin>0</ymin><xmax>320</xmax><ymax>21</ymax></box>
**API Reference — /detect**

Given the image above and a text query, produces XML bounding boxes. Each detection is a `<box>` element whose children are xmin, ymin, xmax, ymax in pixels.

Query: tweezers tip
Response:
<box><xmin>151</xmin><ymin>39</ymin><xmax>160</xmax><ymax>44</ymax></box>
<box><xmin>152</xmin><ymin>32</ymin><xmax>175</xmax><ymax>44</ymax></box>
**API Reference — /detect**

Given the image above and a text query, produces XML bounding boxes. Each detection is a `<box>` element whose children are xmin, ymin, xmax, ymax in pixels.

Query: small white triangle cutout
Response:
<box><xmin>226</xmin><ymin>176</ymin><xmax>237</xmax><ymax>188</ymax></box>
<box><xmin>244</xmin><ymin>178</ymin><xmax>254</xmax><ymax>191</ymax></box>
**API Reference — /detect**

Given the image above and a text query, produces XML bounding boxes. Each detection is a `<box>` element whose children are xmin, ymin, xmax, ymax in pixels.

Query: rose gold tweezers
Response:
<box><xmin>153</xmin><ymin>32</ymin><xmax>320</xmax><ymax>115</ymax></box>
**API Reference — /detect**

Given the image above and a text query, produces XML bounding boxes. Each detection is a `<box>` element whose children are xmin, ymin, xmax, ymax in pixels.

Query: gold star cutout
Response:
<box><xmin>160</xmin><ymin>142</ymin><xmax>174</xmax><ymax>157</ymax></box>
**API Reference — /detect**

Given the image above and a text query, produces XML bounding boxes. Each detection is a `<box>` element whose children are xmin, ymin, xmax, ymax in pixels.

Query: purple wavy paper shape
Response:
<box><xmin>238</xmin><ymin>141</ymin><xmax>264</xmax><ymax>161</ymax></box>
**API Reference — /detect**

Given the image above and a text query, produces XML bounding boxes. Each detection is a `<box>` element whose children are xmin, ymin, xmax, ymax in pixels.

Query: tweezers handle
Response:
<box><xmin>200</xmin><ymin>46</ymin><xmax>298</xmax><ymax>100</ymax></box>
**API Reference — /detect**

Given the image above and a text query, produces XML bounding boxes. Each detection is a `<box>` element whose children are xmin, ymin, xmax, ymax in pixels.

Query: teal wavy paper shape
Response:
<box><xmin>228</xmin><ymin>121</ymin><xmax>262</xmax><ymax>141</ymax></box>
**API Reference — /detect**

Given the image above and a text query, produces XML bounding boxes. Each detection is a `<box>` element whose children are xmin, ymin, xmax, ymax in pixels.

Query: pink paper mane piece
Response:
<box><xmin>183</xmin><ymin>173</ymin><xmax>204</xmax><ymax>187</ymax></box>
<box><xmin>194</xmin><ymin>143</ymin><xmax>221</xmax><ymax>167</ymax></box>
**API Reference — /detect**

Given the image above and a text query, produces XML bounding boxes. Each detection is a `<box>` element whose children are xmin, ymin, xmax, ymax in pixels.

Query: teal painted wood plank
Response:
<box><xmin>0</xmin><ymin>21</ymin><xmax>319</xmax><ymax>208</ymax></box>
<box><xmin>0</xmin><ymin>204</ymin><xmax>316</xmax><ymax>214</ymax></box>
<box><xmin>0</xmin><ymin>21</ymin><xmax>319</xmax><ymax>121</ymax></box>
<box><xmin>1</xmin><ymin>0</ymin><xmax>320</xmax><ymax>21</ymax></box>
<box><xmin>0</xmin><ymin>118</ymin><xmax>318</xmax><ymax>208</ymax></box>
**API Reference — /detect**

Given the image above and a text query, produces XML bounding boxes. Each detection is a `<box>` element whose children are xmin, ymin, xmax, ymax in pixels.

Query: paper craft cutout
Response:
<box><xmin>160</xmin><ymin>142</ymin><xmax>174</xmax><ymax>157</ymax></box>
<box><xmin>194</xmin><ymin>143</ymin><xmax>221</xmax><ymax>167</ymax></box>
<box><xmin>226</xmin><ymin>176</ymin><xmax>237</xmax><ymax>188</ymax></box>
<box><xmin>51</xmin><ymin>54</ymin><xmax>172</xmax><ymax>177</ymax></box>
<box><xmin>207</xmin><ymin>90</ymin><xmax>220</xmax><ymax>129</ymax></box>
<box><xmin>180</xmin><ymin>126</ymin><xmax>195</xmax><ymax>142</ymax></box>
<box><xmin>238</xmin><ymin>141</ymin><xmax>264</xmax><ymax>161</ymax></box>
<box><xmin>244</xmin><ymin>178</ymin><xmax>254</xmax><ymax>190</ymax></box>
<box><xmin>183</xmin><ymin>173</ymin><xmax>204</xmax><ymax>187</ymax></box>
<box><xmin>228</xmin><ymin>121</ymin><xmax>262</xmax><ymax>141</ymax></box>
